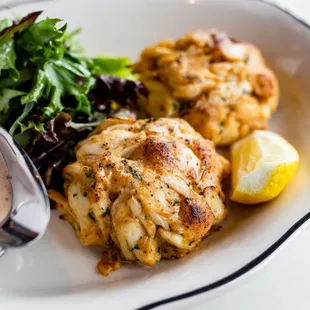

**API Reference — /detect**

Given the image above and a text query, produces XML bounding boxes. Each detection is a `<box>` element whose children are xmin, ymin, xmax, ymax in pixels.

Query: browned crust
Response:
<box><xmin>50</xmin><ymin>117</ymin><xmax>230</xmax><ymax>275</ymax></box>
<box><xmin>181</xmin><ymin>197</ymin><xmax>207</xmax><ymax>225</ymax></box>
<box><xmin>134</xmin><ymin>29</ymin><xmax>279</xmax><ymax>146</ymax></box>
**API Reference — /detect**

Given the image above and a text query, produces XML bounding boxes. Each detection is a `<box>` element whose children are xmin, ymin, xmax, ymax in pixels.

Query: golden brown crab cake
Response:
<box><xmin>49</xmin><ymin>117</ymin><xmax>230</xmax><ymax>274</ymax></box>
<box><xmin>134</xmin><ymin>29</ymin><xmax>279</xmax><ymax>146</ymax></box>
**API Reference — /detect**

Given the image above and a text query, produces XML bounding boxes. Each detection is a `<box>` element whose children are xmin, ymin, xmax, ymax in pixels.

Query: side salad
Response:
<box><xmin>0</xmin><ymin>11</ymin><xmax>147</xmax><ymax>191</ymax></box>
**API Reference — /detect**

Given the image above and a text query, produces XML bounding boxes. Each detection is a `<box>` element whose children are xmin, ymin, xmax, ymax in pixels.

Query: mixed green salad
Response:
<box><xmin>0</xmin><ymin>11</ymin><xmax>147</xmax><ymax>191</ymax></box>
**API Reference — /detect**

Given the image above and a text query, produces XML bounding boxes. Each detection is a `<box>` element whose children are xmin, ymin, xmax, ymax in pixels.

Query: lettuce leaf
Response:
<box><xmin>0</xmin><ymin>11</ymin><xmax>146</xmax><ymax>190</ymax></box>
<box><xmin>90</xmin><ymin>56</ymin><xmax>137</xmax><ymax>80</ymax></box>
<box><xmin>0</xmin><ymin>88</ymin><xmax>25</xmax><ymax>124</ymax></box>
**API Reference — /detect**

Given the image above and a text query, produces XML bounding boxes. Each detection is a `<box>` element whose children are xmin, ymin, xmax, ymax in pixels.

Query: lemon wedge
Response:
<box><xmin>230</xmin><ymin>130</ymin><xmax>299</xmax><ymax>204</ymax></box>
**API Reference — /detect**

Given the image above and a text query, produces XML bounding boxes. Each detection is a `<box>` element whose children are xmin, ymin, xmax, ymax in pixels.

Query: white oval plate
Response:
<box><xmin>0</xmin><ymin>0</ymin><xmax>309</xmax><ymax>309</ymax></box>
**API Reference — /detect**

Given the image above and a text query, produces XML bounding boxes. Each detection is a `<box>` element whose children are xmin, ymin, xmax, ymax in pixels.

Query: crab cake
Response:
<box><xmin>49</xmin><ymin>117</ymin><xmax>230</xmax><ymax>275</ymax></box>
<box><xmin>134</xmin><ymin>29</ymin><xmax>279</xmax><ymax>146</ymax></box>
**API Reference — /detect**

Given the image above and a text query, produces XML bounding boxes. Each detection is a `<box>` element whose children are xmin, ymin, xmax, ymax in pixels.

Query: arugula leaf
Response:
<box><xmin>19</xmin><ymin>120</ymin><xmax>44</xmax><ymax>133</ymax></box>
<box><xmin>9</xmin><ymin>102</ymin><xmax>35</xmax><ymax>135</ymax></box>
<box><xmin>0</xmin><ymin>88</ymin><xmax>25</xmax><ymax>111</ymax></box>
<box><xmin>0</xmin><ymin>88</ymin><xmax>25</xmax><ymax>124</ymax></box>
<box><xmin>74</xmin><ymin>93</ymin><xmax>92</xmax><ymax>115</ymax></box>
<box><xmin>43</xmin><ymin>85</ymin><xmax>63</xmax><ymax>118</ymax></box>
<box><xmin>54</xmin><ymin>58</ymin><xmax>91</xmax><ymax>77</ymax></box>
<box><xmin>0</xmin><ymin>12</ymin><xmax>42</xmax><ymax>79</ymax></box>
<box><xmin>0</xmin><ymin>19</ymin><xmax>12</xmax><ymax>32</ymax></box>
<box><xmin>0</xmin><ymin>68</ymin><xmax>33</xmax><ymax>89</ymax></box>
<box><xmin>19</xmin><ymin>56</ymin><xmax>95</xmax><ymax>119</ymax></box>
<box><xmin>21</xmin><ymin>18</ymin><xmax>65</xmax><ymax>48</ymax></box>
<box><xmin>14</xmin><ymin>120</ymin><xmax>44</xmax><ymax>147</ymax></box>
<box><xmin>0</xmin><ymin>11</ymin><xmax>143</xmax><ymax>191</ymax></box>
<box><xmin>0</xmin><ymin>39</ymin><xmax>16</xmax><ymax>74</ymax></box>
<box><xmin>21</xmin><ymin>69</ymin><xmax>46</xmax><ymax>105</ymax></box>
<box><xmin>16</xmin><ymin>19</ymin><xmax>67</xmax><ymax>67</ymax></box>
<box><xmin>14</xmin><ymin>130</ymin><xmax>33</xmax><ymax>147</ymax></box>
<box><xmin>42</xmin><ymin>59</ymin><xmax>95</xmax><ymax>117</ymax></box>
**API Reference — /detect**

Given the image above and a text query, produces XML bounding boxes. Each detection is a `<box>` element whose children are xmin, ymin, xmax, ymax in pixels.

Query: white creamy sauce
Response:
<box><xmin>0</xmin><ymin>158</ymin><xmax>11</xmax><ymax>223</ymax></box>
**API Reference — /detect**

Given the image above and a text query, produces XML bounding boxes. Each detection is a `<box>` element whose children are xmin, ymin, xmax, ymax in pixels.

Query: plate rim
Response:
<box><xmin>1</xmin><ymin>0</ymin><xmax>309</xmax><ymax>309</ymax></box>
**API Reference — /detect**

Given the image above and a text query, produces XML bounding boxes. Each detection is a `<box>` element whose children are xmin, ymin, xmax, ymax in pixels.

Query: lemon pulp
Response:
<box><xmin>230</xmin><ymin>130</ymin><xmax>299</xmax><ymax>204</ymax></box>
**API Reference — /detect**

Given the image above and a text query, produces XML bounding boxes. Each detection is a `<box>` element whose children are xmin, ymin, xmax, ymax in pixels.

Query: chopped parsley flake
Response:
<box><xmin>172</xmin><ymin>101</ymin><xmax>180</xmax><ymax>111</ymax></box>
<box><xmin>102</xmin><ymin>208</ymin><xmax>111</xmax><ymax>217</ymax></box>
<box><xmin>85</xmin><ymin>169</ymin><xmax>93</xmax><ymax>178</ymax></box>
<box><xmin>128</xmin><ymin>166</ymin><xmax>142</xmax><ymax>181</ymax></box>
<box><xmin>133</xmin><ymin>244</ymin><xmax>140</xmax><ymax>250</ymax></box>
<box><xmin>173</xmin><ymin>199</ymin><xmax>180</xmax><ymax>206</ymax></box>
<box><xmin>88</xmin><ymin>212</ymin><xmax>96</xmax><ymax>222</ymax></box>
